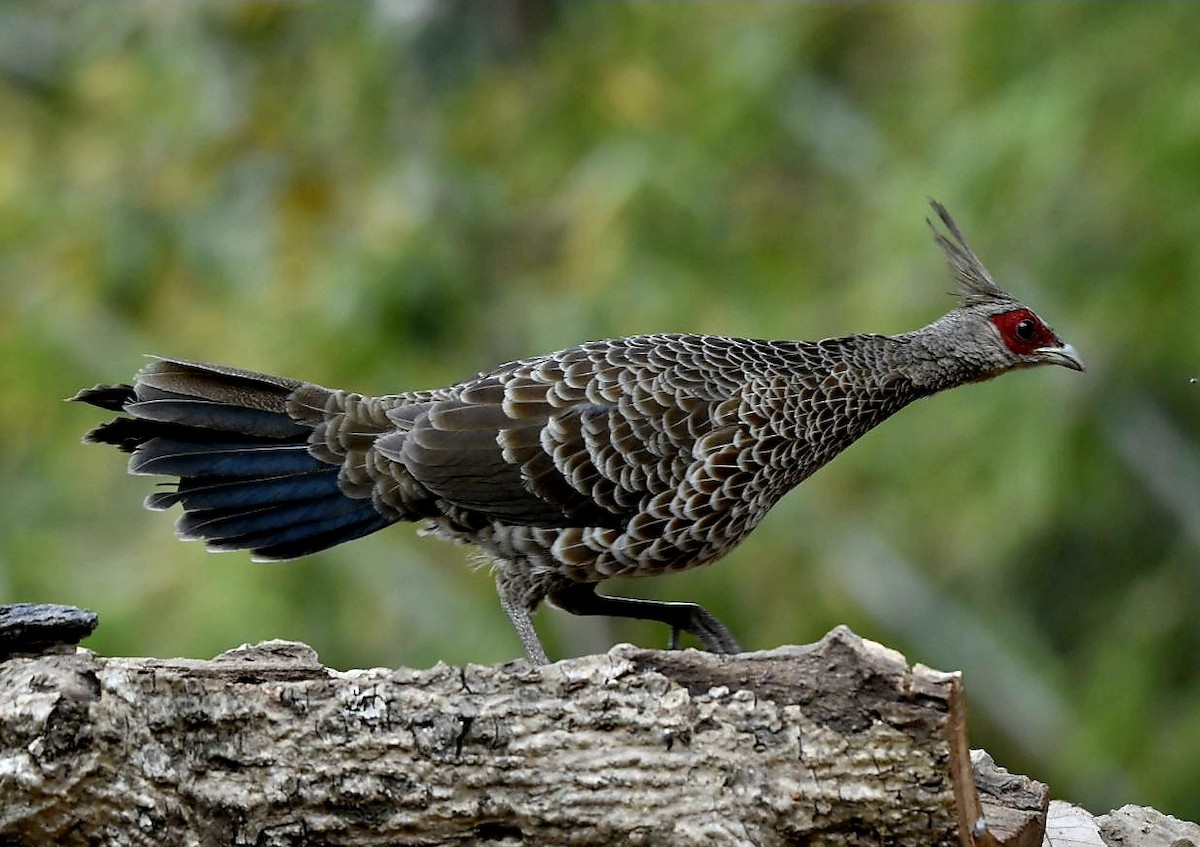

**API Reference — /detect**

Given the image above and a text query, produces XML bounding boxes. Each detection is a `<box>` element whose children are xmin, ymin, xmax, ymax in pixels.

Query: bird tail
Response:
<box><xmin>73</xmin><ymin>358</ymin><xmax>395</xmax><ymax>560</ymax></box>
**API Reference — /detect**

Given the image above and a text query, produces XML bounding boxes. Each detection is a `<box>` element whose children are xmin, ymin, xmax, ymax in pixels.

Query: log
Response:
<box><xmin>0</xmin><ymin>602</ymin><xmax>97</xmax><ymax>660</ymax></box>
<box><xmin>1042</xmin><ymin>800</ymin><xmax>1200</xmax><ymax>847</ymax></box>
<box><xmin>0</xmin><ymin>620</ymin><xmax>1046</xmax><ymax>846</ymax></box>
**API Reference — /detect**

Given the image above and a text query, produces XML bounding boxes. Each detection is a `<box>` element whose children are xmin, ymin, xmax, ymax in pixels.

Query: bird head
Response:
<box><xmin>924</xmin><ymin>201</ymin><xmax>1084</xmax><ymax>381</ymax></box>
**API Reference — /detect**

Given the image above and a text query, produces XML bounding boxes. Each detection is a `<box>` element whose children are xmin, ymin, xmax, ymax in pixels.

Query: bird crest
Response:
<box><xmin>927</xmin><ymin>201</ymin><xmax>1013</xmax><ymax>307</ymax></box>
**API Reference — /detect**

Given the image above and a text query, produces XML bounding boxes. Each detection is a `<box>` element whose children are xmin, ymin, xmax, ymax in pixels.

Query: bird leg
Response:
<box><xmin>548</xmin><ymin>582</ymin><xmax>741</xmax><ymax>655</ymax></box>
<box><xmin>496</xmin><ymin>577</ymin><xmax>550</xmax><ymax>666</ymax></box>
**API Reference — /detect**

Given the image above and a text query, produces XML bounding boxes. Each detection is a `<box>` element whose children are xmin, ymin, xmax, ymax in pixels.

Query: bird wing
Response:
<box><xmin>374</xmin><ymin>340</ymin><xmax>731</xmax><ymax>529</ymax></box>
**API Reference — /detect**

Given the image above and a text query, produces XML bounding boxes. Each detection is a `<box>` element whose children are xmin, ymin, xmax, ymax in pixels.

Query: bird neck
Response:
<box><xmin>890</xmin><ymin>316</ymin><xmax>997</xmax><ymax>391</ymax></box>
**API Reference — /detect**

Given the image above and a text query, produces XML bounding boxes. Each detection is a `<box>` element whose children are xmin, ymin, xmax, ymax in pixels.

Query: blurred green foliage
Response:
<box><xmin>2</xmin><ymin>0</ymin><xmax>1199</xmax><ymax>819</ymax></box>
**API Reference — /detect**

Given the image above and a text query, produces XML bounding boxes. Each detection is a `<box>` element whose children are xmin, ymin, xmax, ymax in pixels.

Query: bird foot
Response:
<box><xmin>549</xmin><ymin>583</ymin><xmax>741</xmax><ymax>656</ymax></box>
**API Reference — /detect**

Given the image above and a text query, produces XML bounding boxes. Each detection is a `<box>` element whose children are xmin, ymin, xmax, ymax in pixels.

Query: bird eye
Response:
<box><xmin>991</xmin><ymin>309</ymin><xmax>1050</xmax><ymax>355</ymax></box>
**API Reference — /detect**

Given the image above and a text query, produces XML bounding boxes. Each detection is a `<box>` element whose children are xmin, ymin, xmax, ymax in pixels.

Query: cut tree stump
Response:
<box><xmin>0</xmin><ymin>620</ymin><xmax>1049</xmax><ymax>846</ymax></box>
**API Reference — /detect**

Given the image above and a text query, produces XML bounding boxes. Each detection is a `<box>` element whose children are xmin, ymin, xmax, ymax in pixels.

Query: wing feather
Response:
<box><xmin>375</xmin><ymin>339</ymin><xmax>734</xmax><ymax>531</ymax></box>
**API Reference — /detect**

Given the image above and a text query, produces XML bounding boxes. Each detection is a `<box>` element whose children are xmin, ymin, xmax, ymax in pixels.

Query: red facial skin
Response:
<box><xmin>991</xmin><ymin>308</ymin><xmax>1059</xmax><ymax>356</ymax></box>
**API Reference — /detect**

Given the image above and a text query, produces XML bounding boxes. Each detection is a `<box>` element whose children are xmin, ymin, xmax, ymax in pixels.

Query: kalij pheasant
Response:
<box><xmin>74</xmin><ymin>203</ymin><xmax>1083</xmax><ymax>664</ymax></box>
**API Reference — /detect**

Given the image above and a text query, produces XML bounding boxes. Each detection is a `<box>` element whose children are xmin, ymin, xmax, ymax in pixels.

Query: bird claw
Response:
<box><xmin>666</xmin><ymin>607</ymin><xmax>740</xmax><ymax>654</ymax></box>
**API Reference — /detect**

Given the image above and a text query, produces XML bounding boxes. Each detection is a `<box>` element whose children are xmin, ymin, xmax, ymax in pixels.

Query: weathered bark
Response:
<box><xmin>1042</xmin><ymin>800</ymin><xmax>1200</xmax><ymax>847</ymax></box>
<box><xmin>0</xmin><ymin>624</ymin><xmax>1048</xmax><ymax>846</ymax></box>
<box><xmin>0</xmin><ymin>603</ymin><xmax>97</xmax><ymax>661</ymax></box>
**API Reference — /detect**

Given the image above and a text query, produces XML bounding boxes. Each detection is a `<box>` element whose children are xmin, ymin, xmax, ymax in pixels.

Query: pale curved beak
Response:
<box><xmin>1034</xmin><ymin>342</ymin><xmax>1085</xmax><ymax>372</ymax></box>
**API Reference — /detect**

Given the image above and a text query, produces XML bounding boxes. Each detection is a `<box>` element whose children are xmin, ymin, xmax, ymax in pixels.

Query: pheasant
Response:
<box><xmin>74</xmin><ymin>203</ymin><xmax>1082</xmax><ymax>664</ymax></box>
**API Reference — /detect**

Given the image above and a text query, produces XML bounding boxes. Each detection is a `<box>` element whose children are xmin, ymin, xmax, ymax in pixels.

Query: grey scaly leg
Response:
<box><xmin>496</xmin><ymin>574</ymin><xmax>550</xmax><ymax>665</ymax></box>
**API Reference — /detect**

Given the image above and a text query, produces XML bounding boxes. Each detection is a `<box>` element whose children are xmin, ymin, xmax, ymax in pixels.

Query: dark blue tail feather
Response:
<box><xmin>248</xmin><ymin>513</ymin><xmax>394</xmax><ymax>560</ymax></box>
<box><xmin>147</xmin><ymin>470</ymin><xmax>340</xmax><ymax>511</ymax></box>
<box><xmin>178</xmin><ymin>493</ymin><xmax>364</xmax><ymax>543</ymax></box>
<box><xmin>75</xmin><ymin>358</ymin><xmax>395</xmax><ymax>560</ymax></box>
<box><xmin>130</xmin><ymin>439</ymin><xmax>319</xmax><ymax>478</ymax></box>
<box><xmin>126</xmin><ymin>399</ymin><xmax>310</xmax><ymax>438</ymax></box>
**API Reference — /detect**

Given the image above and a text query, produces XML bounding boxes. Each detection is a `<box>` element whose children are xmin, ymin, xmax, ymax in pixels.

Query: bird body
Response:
<box><xmin>75</xmin><ymin>203</ymin><xmax>1082</xmax><ymax>663</ymax></box>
